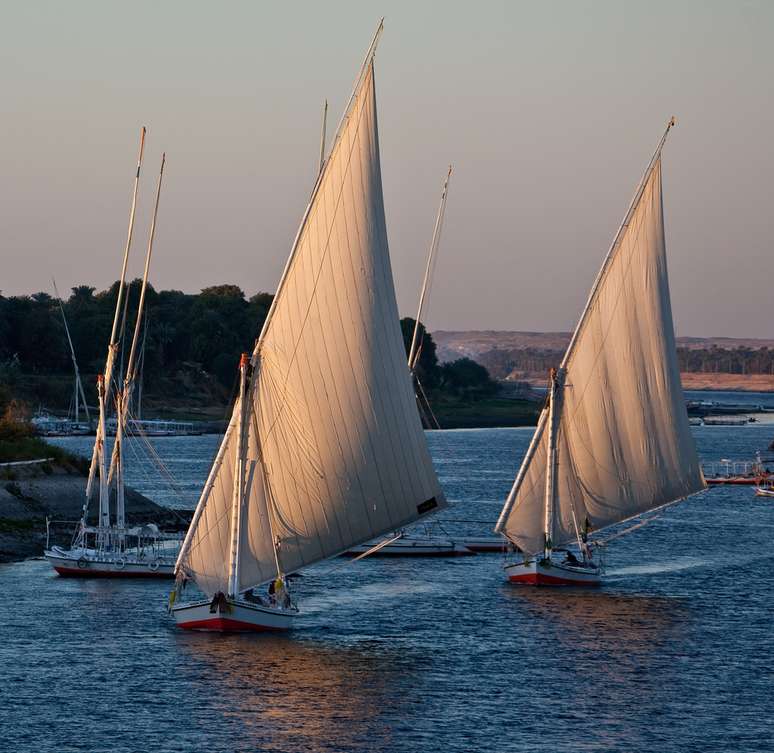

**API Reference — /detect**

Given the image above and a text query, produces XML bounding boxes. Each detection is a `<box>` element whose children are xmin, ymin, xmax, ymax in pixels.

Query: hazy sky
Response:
<box><xmin>2</xmin><ymin>1</ymin><xmax>772</xmax><ymax>337</ymax></box>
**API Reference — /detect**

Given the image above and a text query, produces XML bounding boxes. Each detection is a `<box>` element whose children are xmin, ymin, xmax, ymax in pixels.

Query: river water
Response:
<box><xmin>3</xmin><ymin>421</ymin><xmax>773</xmax><ymax>752</ymax></box>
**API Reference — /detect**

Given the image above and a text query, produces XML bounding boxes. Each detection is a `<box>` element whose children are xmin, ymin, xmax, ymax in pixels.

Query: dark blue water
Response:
<box><xmin>4</xmin><ymin>421</ymin><xmax>774</xmax><ymax>752</ymax></box>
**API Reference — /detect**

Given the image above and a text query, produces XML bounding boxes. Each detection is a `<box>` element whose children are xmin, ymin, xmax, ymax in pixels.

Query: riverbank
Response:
<box><xmin>0</xmin><ymin>458</ymin><xmax>189</xmax><ymax>563</ymax></box>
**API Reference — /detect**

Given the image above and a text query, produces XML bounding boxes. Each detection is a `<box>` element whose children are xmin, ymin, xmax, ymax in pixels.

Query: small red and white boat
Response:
<box><xmin>45</xmin><ymin>522</ymin><xmax>181</xmax><ymax>578</ymax></box>
<box><xmin>504</xmin><ymin>555</ymin><xmax>601</xmax><ymax>586</ymax></box>
<box><xmin>172</xmin><ymin>593</ymin><xmax>295</xmax><ymax>632</ymax></box>
<box><xmin>46</xmin><ymin>545</ymin><xmax>176</xmax><ymax>577</ymax></box>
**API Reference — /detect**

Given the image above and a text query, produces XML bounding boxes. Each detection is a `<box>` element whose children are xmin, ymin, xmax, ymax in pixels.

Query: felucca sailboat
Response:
<box><xmin>170</xmin><ymin>22</ymin><xmax>447</xmax><ymax>632</ymax></box>
<box><xmin>494</xmin><ymin>119</ymin><xmax>706</xmax><ymax>586</ymax></box>
<box><xmin>45</xmin><ymin>133</ymin><xmax>181</xmax><ymax>577</ymax></box>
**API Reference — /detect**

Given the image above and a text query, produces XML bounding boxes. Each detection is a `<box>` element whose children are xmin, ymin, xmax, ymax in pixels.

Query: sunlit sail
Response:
<box><xmin>495</xmin><ymin>119</ymin><xmax>706</xmax><ymax>586</ymax></box>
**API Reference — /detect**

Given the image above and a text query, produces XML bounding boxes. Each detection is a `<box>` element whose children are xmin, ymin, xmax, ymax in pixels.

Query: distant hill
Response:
<box><xmin>433</xmin><ymin>331</ymin><xmax>774</xmax><ymax>363</ymax></box>
<box><xmin>433</xmin><ymin>330</ymin><xmax>774</xmax><ymax>391</ymax></box>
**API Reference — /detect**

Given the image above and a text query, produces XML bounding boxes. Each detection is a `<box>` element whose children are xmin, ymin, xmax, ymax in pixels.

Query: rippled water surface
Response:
<box><xmin>3</xmin><ymin>423</ymin><xmax>774</xmax><ymax>752</ymax></box>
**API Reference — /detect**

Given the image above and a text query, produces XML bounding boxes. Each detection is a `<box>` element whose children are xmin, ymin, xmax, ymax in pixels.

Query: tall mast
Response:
<box><xmin>110</xmin><ymin>154</ymin><xmax>166</xmax><ymax>526</ymax></box>
<box><xmin>542</xmin><ymin>368</ymin><xmax>563</xmax><ymax>557</ymax></box>
<box><xmin>227</xmin><ymin>354</ymin><xmax>251</xmax><ymax>597</ymax></box>
<box><xmin>318</xmin><ymin>99</ymin><xmax>328</xmax><ymax>175</ymax></box>
<box><xmin>52</xmin><ymin>278</ymin><xmax>90</xmax><ymax>423</ymax></box>
<box><xmin>137</xmin><ymin>315</ymin><xmax>148</xmax><ymax>420</ymax></box>
<box><xmin>85</xmin><ymin>127</ymin><xmax>146</xmax><ymax>504</ymax></box>
<box><xmin>408</xmin><ymin>165</ymin><xmax>452</xmax><ymax>371</ymax></box>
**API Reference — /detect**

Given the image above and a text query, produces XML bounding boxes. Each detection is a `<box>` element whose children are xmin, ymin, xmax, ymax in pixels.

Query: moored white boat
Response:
<box><xmin>345</xmin><ymin>536</ymin><xmax>473</xmax><ymax>557</ymax></box>
<box><xmin>45</xmin><ymin>521</ymin><xmax>181</xmax><ymax>577</ymax></box>
<box><xmin>46</xmin><ymin>545</ymin><xmax>176</xmax><ymax>577</ymax></box>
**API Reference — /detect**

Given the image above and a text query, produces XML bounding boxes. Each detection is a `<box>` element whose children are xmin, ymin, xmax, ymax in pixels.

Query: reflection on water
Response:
<box><xmin>503</xmin><ymin>586</ymin><xmax>688</xmax><ymax>657</ymax></box>
<box><xmin>500</xmin><ymin>587</ymin><xmax>692</xmax><ymax>752</ymax></box>
<box><xmin>176</xmin><ymin>633</ymin><xmax>409</xmax><ymax>753</ymax></box>
<box><xmin>17</xmin><ymin>424</ymin><xmax>774</xmax><ymax>753</ymax></box>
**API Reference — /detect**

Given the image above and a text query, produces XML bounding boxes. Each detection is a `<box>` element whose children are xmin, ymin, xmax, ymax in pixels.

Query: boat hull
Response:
<box><xmin>45</xmin><ymin>548</ymin><xmax>176</xmax><ymax>578</ymax></box>
<box><xmin>505</xmin><ymin>558</ymin><xmax>601</xmax><ymax>586</ymax></box>
<box><xmin>172</xmin><ymin>598</ymin><xmax>294</xmax><ymax>632</ymax></box>
<box><xmin>755</xmin><ymin>487</ymin><xmax>774</xmax><ymax>498</ymax></box>
<box><xmin>344</xmin><ymin>537</ymin><xmax>474</xmax><ymax>557</ymax></box>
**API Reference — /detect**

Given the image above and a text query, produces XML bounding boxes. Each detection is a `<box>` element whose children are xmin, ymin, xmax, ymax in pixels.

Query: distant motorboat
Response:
<box><xmin>105</xmin><ymin>417</ymin><xmax>202</xmax><ymax>437</ymax></box>
<box><xmin>32</xmin><ymin>412</ymin><xmax>91</xmax><ymax>437</ymax></box>
<box><xmin>702</xmin><ymin>416</ymin><xmax>750</xmax><ymax>426</ymax></box>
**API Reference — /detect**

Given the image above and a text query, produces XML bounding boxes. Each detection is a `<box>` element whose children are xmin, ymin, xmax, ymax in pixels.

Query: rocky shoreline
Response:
<box><xmin>0</xmin><ymin>460</ymin><xmax>190</xmax><ymax>563</ymax></box>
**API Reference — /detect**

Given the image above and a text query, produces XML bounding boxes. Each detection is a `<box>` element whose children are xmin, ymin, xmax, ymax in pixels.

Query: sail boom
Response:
<box><xmin>575</xmin><ymin>486</ymin><xmax>707</xmax><ymax>552</ymax></box>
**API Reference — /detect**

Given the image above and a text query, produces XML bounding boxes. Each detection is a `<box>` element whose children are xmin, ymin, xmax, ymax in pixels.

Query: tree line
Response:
<box><xmin>0</xmin><ymin>284</ymin><xmax>496</xmax><ymax>409</ymax></box>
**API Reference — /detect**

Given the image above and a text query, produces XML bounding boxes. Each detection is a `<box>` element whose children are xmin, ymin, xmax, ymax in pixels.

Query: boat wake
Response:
<box><xmin>605</xmin><ymin>557</ymin><xmax>707</xmax><ymax>577</ymax></box>
<box><xmin>300</xmin><ymin>580</ymin><xmax>438</xmax><ymax>615</ymax></box>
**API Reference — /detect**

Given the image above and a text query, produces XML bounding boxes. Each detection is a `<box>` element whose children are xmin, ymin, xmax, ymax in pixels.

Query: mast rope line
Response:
<box><xmin>122</xmin><ymin>418</ymin><xmax>191</xmax><ymax>520</ymax></box>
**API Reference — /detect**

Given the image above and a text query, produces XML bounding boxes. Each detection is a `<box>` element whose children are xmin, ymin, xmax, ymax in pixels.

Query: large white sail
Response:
<box><xmin>497</xmin><ymin>151</ymin><xmax>705</xmax><ymax>555</ymax></box>
<box><xmin>178</xmin><ymin>52</ymin><xmax>446</xmax><ymax>597</ymax></box>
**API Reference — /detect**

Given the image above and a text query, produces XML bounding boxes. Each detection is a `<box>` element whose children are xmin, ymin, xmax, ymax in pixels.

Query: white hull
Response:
<box><xmin>505</xmin><ymin>556</ymin><xmax>601</xmax><ymax>586</ymax></box>
<box><xmin>345</xmin><ymin>536</ymin><xmax>474</xmax><ymax>557</ymax></box>
<box><xmin>45</xmin><ymin>546</ymin><xmax>176</xmax><ymax>578</ymax></box>
<box><xmin>755</xmin><ymin>487</ymin><xmax>774</xmax><ymax>498</ymax></box>
<box><xmin>172</xmin><ymin>597</ymin><xmax>295</xmax><ymax>632</ymax></box>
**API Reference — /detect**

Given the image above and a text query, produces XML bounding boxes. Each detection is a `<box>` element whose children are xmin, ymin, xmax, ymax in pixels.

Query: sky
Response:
<box><xmin>1</xmin><ymin>1</ymin><xmax>772</xmax><ymax>338</ymax></box>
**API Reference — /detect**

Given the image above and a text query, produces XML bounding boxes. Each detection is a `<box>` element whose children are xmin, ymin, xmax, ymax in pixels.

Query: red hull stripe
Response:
<box><xmin>177</xmin><ymin>616</ymin><xmax>288</xmax><ymax>632</ymax></box>
<box><xmin>53</xmin><ymin>565</ymin><xmax>172</xmax><ymax>579</ymax></box>
<box><xmin>508</xmin><ymin>572</ymin><xmax>601</xmax><ymax>586</ymax></box>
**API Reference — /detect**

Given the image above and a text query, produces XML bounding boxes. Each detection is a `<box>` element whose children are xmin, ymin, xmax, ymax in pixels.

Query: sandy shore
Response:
<box><xmin>0</xmin><ymin>461</ymin><xmax>190</xmax><ymax>563</ymax></box>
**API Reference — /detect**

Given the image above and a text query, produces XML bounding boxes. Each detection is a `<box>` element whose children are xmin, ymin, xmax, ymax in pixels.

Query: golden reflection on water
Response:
<box><xmin>176</xmin><ymin>633</ymin><xmax>406</xmax><ymax>752</ymax></box>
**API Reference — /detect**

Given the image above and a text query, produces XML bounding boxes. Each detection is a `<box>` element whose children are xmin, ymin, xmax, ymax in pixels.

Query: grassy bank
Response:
<box><xmin>431</xmin><ymin>396</ymin><xmax>540</xmax><ymax>429</ymax></box>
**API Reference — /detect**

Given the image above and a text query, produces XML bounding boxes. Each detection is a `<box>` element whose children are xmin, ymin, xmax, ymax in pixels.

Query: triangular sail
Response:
<box><xmin>497</xmin><ymin>153</ymin><xmax>705</xmax><ymax>555</ymax></box>
<box><xmin>178</xmin><ymin>52</ymin><xmax>446</xmax><ymax>596</ymax></box>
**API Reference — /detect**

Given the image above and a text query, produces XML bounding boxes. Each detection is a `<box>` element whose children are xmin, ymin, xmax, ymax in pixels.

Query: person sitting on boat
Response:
<box><xmin>272</xmin><ymin>576</ymin><xmax>291</xmax><ymax>609</ymax></box>
<box><xmin>209</xmin><ymin>591</ymin><xmax>229</xmax><ymax>614</ymax></box>
<box><xmin>564</xmin><ymin>550</ymin><xmax>579</xmax><ymax>565</ymax></box>
<box><xmin>243</xmin><ymin>588</ymin><xmax>266</xmax><ymax>606</ymax></box>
